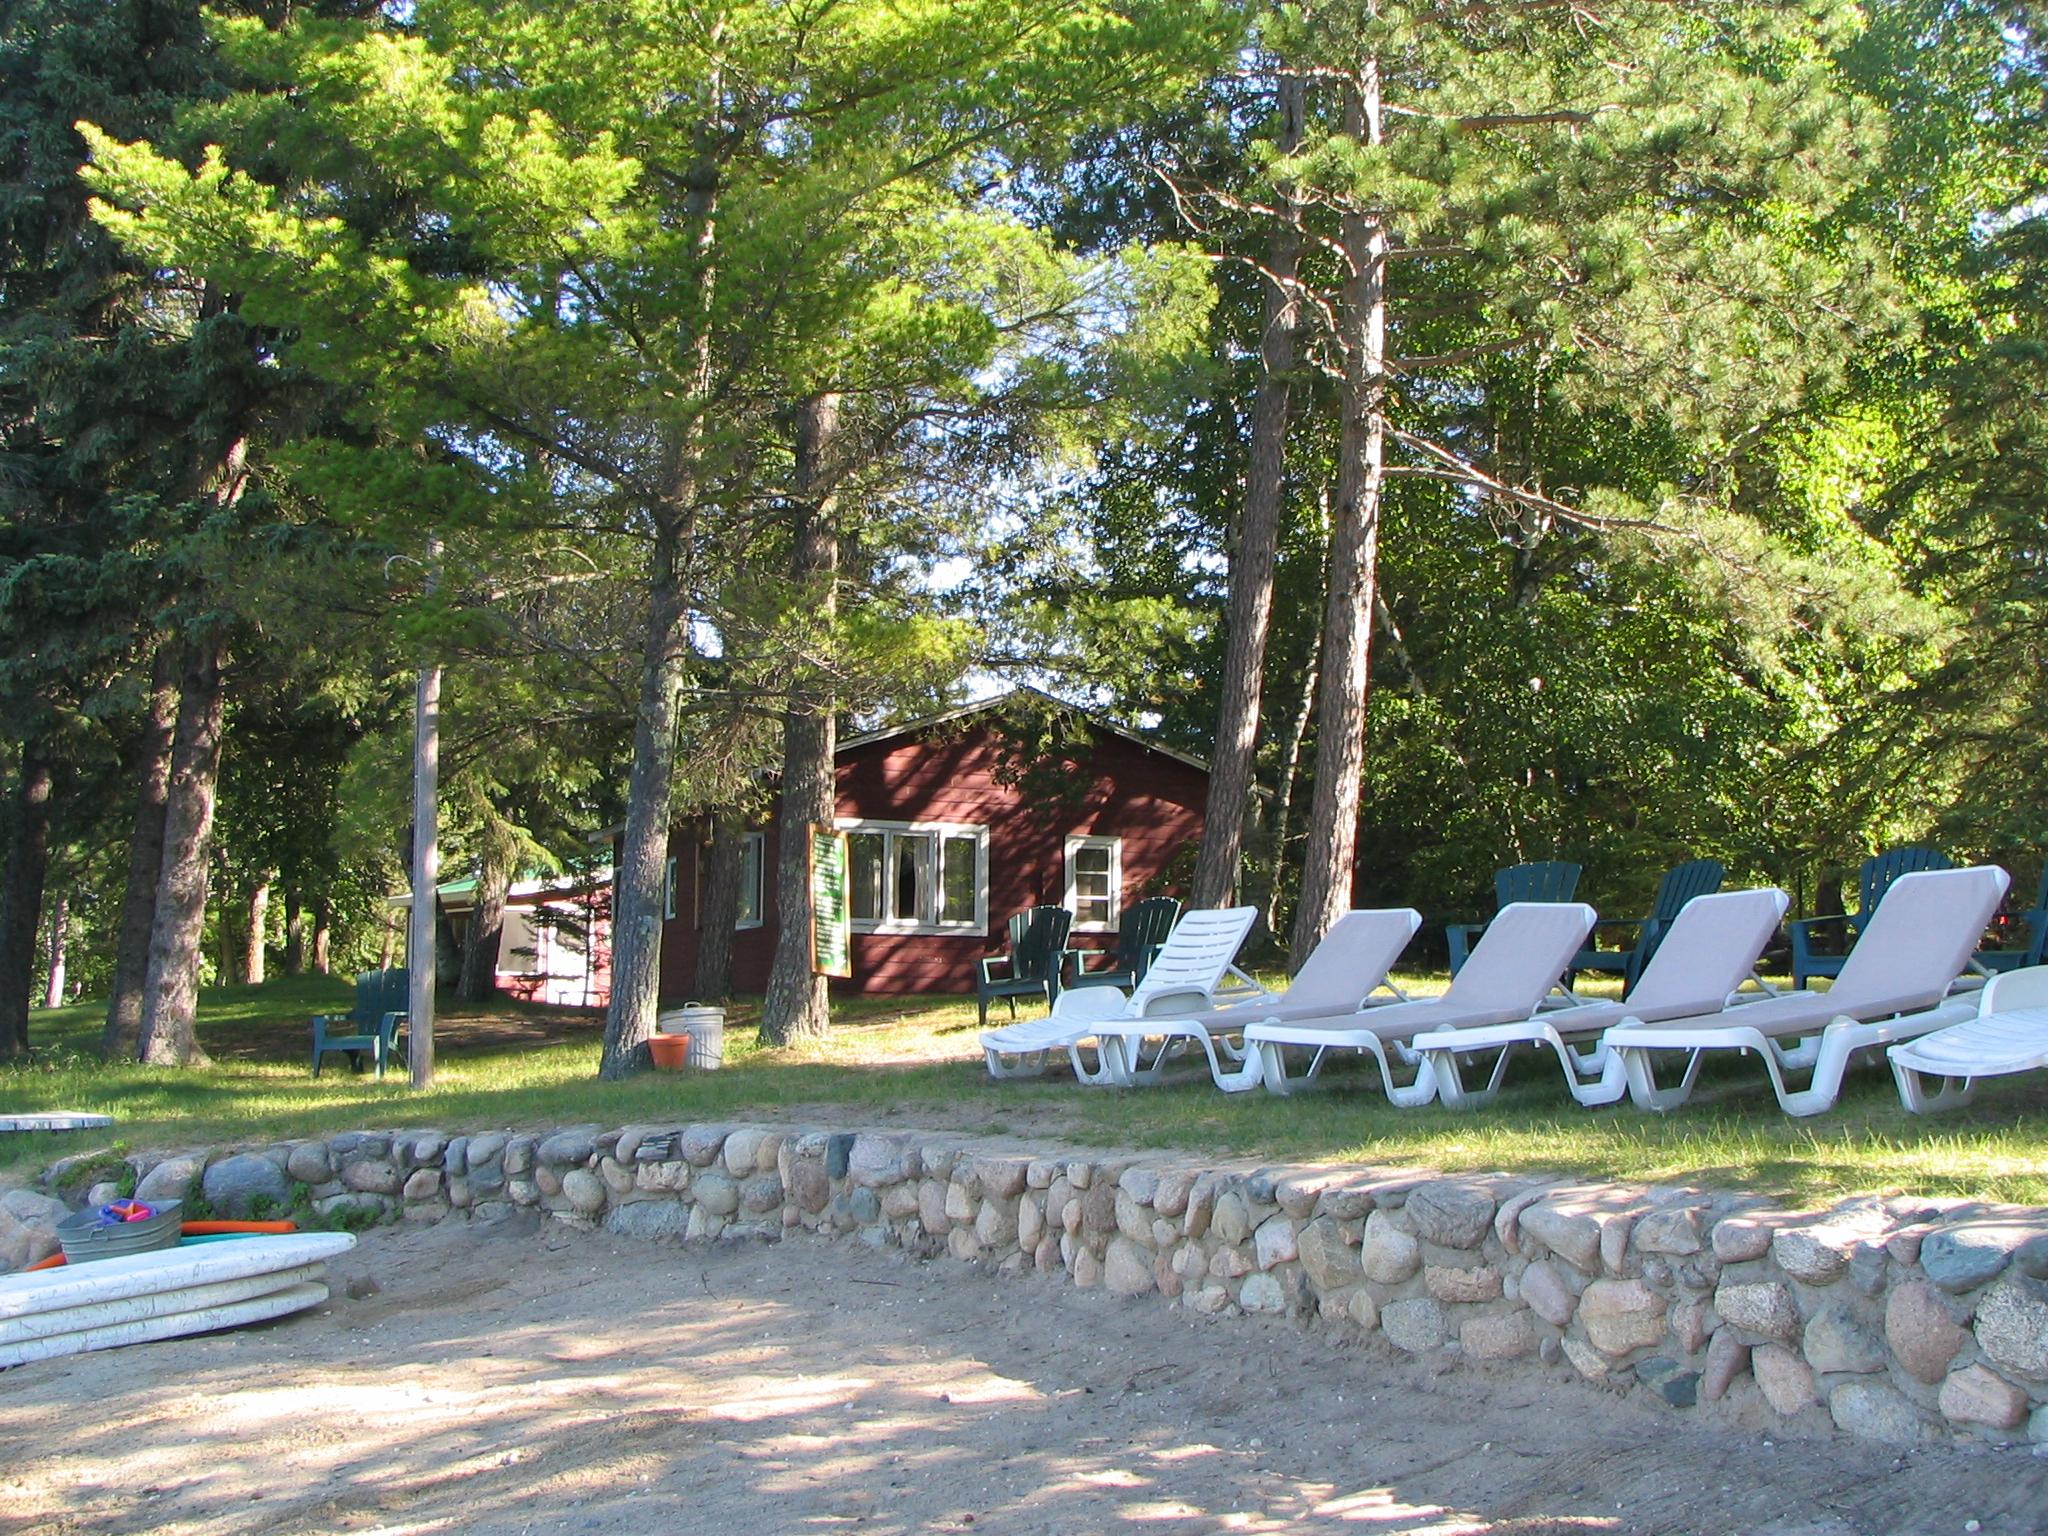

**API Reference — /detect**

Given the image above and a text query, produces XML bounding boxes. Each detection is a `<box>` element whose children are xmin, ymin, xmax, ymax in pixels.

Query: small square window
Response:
<box><xmin>1064</xmin><ymin>837</ymin><xmax>1122</xmax><ymax>932</ymax></box>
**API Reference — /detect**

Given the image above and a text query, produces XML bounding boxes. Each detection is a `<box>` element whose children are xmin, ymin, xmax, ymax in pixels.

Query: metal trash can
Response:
<box><xmin>656</xmin><ymin>1003</ymin><xmax>725</xmax><ymax>1070</ymax></box>
<box><xmin>56</xmin><ymin>1199</ymin><xmax>183</xmax><ymax>1264</ymax></box>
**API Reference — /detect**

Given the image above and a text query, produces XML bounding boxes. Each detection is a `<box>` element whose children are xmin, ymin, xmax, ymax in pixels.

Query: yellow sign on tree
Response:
<box><xmin>810</xmin><ymin>825</ymin><xmax>852</xmax><ymax>978</ymax></box>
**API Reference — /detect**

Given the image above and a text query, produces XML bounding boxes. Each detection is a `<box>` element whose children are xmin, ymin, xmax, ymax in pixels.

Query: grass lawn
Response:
<box><xmin>4</xmin><ymin>973</ymin><xmax>2045</xmax><ymax>1207</ymax></box>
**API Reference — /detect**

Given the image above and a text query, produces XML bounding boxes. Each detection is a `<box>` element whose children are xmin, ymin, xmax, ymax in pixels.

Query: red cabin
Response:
<box><xmin>655</xmin><ymin>693</ymin><xmax>1211</xmax><ymax>997</ymax></box>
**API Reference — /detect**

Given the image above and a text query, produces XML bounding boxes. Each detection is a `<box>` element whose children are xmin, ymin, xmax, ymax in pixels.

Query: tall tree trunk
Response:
<box><xmin>311</xmin><ymin>898</ymin><xmax>332</xmax><ymax>974</ymax></box>
<box><xmin>243</xmin><ymin>873</ymin><xmax>270</xmax><ymax>986</ymax></box>
<box><xmin>284</xmin><ymin>888</ymin><xmax>306</xmax><ymax>976</ymax></box>
<box><xmin>377</xmin><ymin>912</ymin><xmax>397</xmax><ymax>971</ymax></box>
<box><xmin>1193</xmin><ymin>70</ymin><xmax>1305</xmax><ymax>910</ymax></box>
<box><xmin>43</xmin><ymin>895</ymin><xmax>68</xmax><ymax>1009</ymax></box>
<box><xmin>1247</xmin><ymin>620</ymin><xmax>1322</xmax><ymax>941</ymax></box>
<box><xmin>0</xmin><ymin>747</ymin><xmax>55</xmax><ymax>1058</ymax></box>
<box><xmin>599</xmin><ymin>529</ymin><xmax>691</xmax><ymax>1078</ymax></box>
<box><xmin>1289</xmin><ymin>63</ymin><xmax>1387</xmax><ymax>973</ymax></box>
<box><xmin>761</xmin><ymin>393</ymin><xmax>843</xmax><ymax>1046</ymax></box>
<box><xmin>459</xmin><ymin>835</ymin><xmax>511</xmax><ymax>1004</ymax></box>
<box><xmin>137</xmin><ymin>640</ymin><xmax>225</xmax><ymax>1067</ymax></box>
<box><xmin>105</xmin><ymin>645</ymin><xmax>180</xmax><ymax>1056</ymax></box>
<box><xmin>407</xmin><ymin>534</ymin><xmax>443</xmax><ymax>1088</ymax></box>
<box><xmin>694</xmin><ymin>812</ymin><xmax>746</xmax><ymax>1002</ymax></box>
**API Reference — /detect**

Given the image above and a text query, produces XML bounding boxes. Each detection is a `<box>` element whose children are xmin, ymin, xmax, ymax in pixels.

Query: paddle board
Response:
<box><xmin>0</xmin><ymin>1232</ymin><xmax>355</xmax><ymax>1323</ymax></box>
<box><xmin>0</xmin><ymin>1280</ymin><xmax>329</xmax><ymax>1369</ymax></box>
<box><xmin>0</xmin><ymin>1112</ymin><xmax>114</xmax><ymax>1132</ymax></box>
<box><xmin>0</xmin><ymin>1260</ymin><xmax>333</xmax><ymax>1346</ymax></box>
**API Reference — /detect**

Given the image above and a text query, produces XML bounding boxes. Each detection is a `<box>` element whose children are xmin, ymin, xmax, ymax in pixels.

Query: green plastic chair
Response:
<box><xmin>1067</xmin><ymin>896</ymin><xmax>1182</xmax><ymax>992</ymax></box>
<box><xmin>977</xmin><ymin>906</ymin><xmax>1073</xmax><ymax>1027</ymax></box>
<box><xmin>1789</xmin><ymin>847</ymin><xmax>1951</xmax><ymax>989</ymax></box>
<box><xmin>1571</xmin><ymin>858</ymin><xmax>1726</xmax><ymax>995</ymax></box>
<box><xmin>312</xmin><ymin>968</ymin><xmax>410</xmax><ymax>1079</ymax></box>
<box><xmin>1446</xmin><ymin>861</ymin><xmax>1582</xmax><ymax>975</ymax></box>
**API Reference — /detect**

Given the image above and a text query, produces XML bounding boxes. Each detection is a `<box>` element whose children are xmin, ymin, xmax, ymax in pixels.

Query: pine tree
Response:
<box><xmin>84</xmin><ymin>0</ymin><xmax>1230</xmax><ymax>1068</ymax></box>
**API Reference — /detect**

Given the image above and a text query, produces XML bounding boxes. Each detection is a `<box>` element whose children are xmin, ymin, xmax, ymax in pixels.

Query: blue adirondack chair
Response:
<box><xmin>1974</xmin><ymin>865</ymin><xmax>2048</xmax><ymax>974</ymax></box>
<box><xmin>1571</xmin><ymin>858</ymin><xmax>1726</xmax><ymax>995</ymax></box>
<box><xmin>1789</xmin><ymin>847</ymin><xmax>1952</xmax><ymax>988</ymax></box>
<box><xmin>1446</xmin><ymin>861</ymin><xmax>1582</xmax><ymax>975</ymax></box>
<box><xmin>1067</xmin><ymin>896</ymin><xmax>1182</xmax><ymax>992</ymax></box>
<box><xmin>312</xmin><ymin>968</ymin><xmax>410</xmax><ymax>1079</ymax></box>
<box><xmin>977</xmin><ymin>906</ymin><xmax>1073</xmax><ymax>1027</ymax></box>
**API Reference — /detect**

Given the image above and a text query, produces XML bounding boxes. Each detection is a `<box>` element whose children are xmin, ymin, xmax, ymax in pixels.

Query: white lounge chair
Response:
<box><xmin>1601</xmin><ymin>864</ymin><xmax>2009</xmax><ymax>1116</ymax></box>
<box><xmin>1065</xmin><ymin>908</ymin><xmax>1422</xmax><ymax>1091</ymax></box>
<box><xmin>1408</xmin><ymin>886</ymin><xmax>1790</xmax><ymax>1110</ymax></box>
<box><xmin>1890</xmin><ymin>964</ymin><xmax>2048</xmax><ymax>1113</ymax></box>
<box><xmin>981</xmin><ymin>906</ymin><xmax>1262</xmax><ymax>1079</ymax></box>
<box><xmin>1243</xmin><ymin>901</ymin><xmax>1599</xmax><ymax>1105</ymax></box>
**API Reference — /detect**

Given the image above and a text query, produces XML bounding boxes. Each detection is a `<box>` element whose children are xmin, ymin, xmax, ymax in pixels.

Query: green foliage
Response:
<box><xmin>7</xmin><ymin>0</ymin><xmax>2041</xmax><ymax>1028</ymax></box>
<box><xmin>1014</xmin><ymin>0</ymin><xmax>2048</xmax><ymax>932</ymax></box>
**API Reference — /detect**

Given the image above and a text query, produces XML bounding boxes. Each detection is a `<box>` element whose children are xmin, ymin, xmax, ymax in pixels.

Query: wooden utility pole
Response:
<box><xmin>408</xmin><ymin>536</ymin><xmax>442</xmax><ymax>1088</ymax></box>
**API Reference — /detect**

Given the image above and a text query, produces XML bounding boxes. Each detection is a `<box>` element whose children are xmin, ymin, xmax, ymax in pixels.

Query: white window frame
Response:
<box><xmin>735</xmin><ymin>832</ymin><xmax>766</xmax><ymax>931</ymax></box>
<box><xmin>663</xmin><ymin>856</ymin><xmax>677</xmax><ymax>921</ymax></box>
<box><xmin>836</xmin><ymin>818</ymin><xmax>988</xmax><ymax>935</ymax></box>
<box><xmin>1064</xmin><ymin>835</ymin><xmax>1123</xmax><ymax>934</ymax></box>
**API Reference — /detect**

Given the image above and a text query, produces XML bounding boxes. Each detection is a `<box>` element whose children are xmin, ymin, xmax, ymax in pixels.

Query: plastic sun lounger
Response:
<box><xmin>1054</xmin><ymin>908</ymin><xmax>1423</xmax><ymax>1091</ymax></box>
<box><xmin>1599</xmin><ymin>864</ymin><xmax>2010</xmax><ymax>1117</ymax></box>
<box><xmin>1890</xmin><ymin>965</ymin><xmax>2048</xmax><ymax>1114</ymax></box>
<box><xmin>1408</xmin><ymin>886</ymin><xmax>1790</xmax><ymax>1110</ymax></box>
<box><xmin>1243</xmin><ymin>901</ymin><xmax>1599</xmax><ymax>1106</ymax></box>
<box><xmin>981</xmin><ymin>907</ymin><xmax>1262</xmax><ymax>1079</ymax></box>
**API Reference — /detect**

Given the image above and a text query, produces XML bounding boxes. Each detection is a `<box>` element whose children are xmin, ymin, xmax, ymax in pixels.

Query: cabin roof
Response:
<box><xmin>839</xmin><ymin>687</ymin><xmax>1212</xmax><ymax>776</ymax></box>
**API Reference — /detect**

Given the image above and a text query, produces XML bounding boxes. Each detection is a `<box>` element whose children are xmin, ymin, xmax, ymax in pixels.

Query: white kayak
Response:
<box><xmin>0</xmin><ymin>1231</ymin><xmax>355</xmax><ymax>1324</ymax></box>
<box><xmin>0</xmin><ymin>1280</ymin><xmax>330</xmax><ymax>1368</ymax></box>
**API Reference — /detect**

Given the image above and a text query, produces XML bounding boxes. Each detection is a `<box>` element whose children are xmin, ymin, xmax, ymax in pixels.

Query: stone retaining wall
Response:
<box><xmin>16</xmin><ymin>1123</ymin><xmax>2048</xmax><ymax>1449</ymax></box>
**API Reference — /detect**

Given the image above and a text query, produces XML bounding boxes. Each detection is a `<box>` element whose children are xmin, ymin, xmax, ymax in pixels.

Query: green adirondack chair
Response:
<box><xmin>1570</xmin><ymin>858</ymin><xmax>1726</xmax><ymax>995</ymax></box>
<box><xmin>1446</xmin><ymin>861</ymin><xmax>1582</xmax><ymax>975</ymax></box>
<box><xmin>1789</xmin><ymin>847</ymin><xmax>1952</xmax><ymax>988</ymax></box>
<box><xmin>1974</xmin><ymin>864</ymin><xmax>2048</xmax><ymax>974</ymax></box>
<box><xmin>1067</xmin><ymin>896</ymin><xmax>1182</xmax><ymax>992</ymax></box>
<box><xmin>312</xmin><ymin>968</ymin><xmax>410</xmax><ymax>1079</ymax></box>
<box><xmin>977</xmin><ymin>906</ymin><xmax>1073</xmax><ymax>1027</ymax></box>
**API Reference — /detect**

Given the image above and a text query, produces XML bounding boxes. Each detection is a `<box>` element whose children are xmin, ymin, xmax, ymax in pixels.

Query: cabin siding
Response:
<box><xmin>655</xmin><ymin>717</ymin><xmax>1207</xmax><ymax>998</ymax></box>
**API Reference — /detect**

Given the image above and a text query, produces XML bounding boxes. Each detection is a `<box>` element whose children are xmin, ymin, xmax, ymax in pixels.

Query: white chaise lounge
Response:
<box><xmin>1066</xmin><ymin>907</ymin><xmax>1422</xmax><ymax>1090</ymax></box>
<box><xmin>1889</xmin><ymin>964</ymin><xmax>2048</xmax><ymax>1113</ymax></box>
<box><xmin>1407</xmin><ymin>886</ymin><xmax>1790</xmax><ymax>1109</ymax></box>
<box><xmin>1600</xmin><ymin>864</ymin><xmax>2009</xmax><ymax>1116</ymax></box>
<box><xmin>981</xmin><ymin>906</ymin><xmax>1261</xmax><ymax>1080</ymax></box>
<box><xmin>1243</xmin><ymin>901</ymin><xmax>1599</xmax><ymax>1106</ymax></box>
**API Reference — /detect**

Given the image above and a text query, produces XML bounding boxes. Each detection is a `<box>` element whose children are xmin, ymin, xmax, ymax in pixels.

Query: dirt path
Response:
<box><xmin>2</xmin><ymin>1219</ymin><xmax>2040</xmax><ymax>1536</ymax></box>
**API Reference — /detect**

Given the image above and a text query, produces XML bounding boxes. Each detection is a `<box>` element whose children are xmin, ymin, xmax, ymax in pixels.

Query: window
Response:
<box><xmin>1064</xmin><ymin>836</ymin><xmax>1122</xmax><ymax>932</ymax></box>
<box><xmin>693</xmin><ymin>831</ymin><xmax>767</xmax><ymax>930</ymax></box>
<box><xmin>497</xmin><ymin>907</ymin><xmax>542</xmax><ymax>974</ymax></box>
<box><xmin>838</xmin><ymin>820</ymin><xmax>987</xmax><ymax>933</ymax></box>
<box><xmin>663</xmin><ymin>856</ymin><xmax>677</xmax><ymax>921</ymax></box>
<box><xmin>736</xmin><ymin>833</ymin><xmax>765</xmax><ymax>929</ymax></box>
<box><xmin>849</xmin><ymin>831</ymin><xmax>885</xmax><ymax>923</ymax></box>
